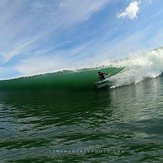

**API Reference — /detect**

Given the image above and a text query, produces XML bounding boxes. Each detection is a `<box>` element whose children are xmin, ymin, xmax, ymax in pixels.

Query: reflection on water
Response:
<box><xmin>1</xmin><ymin>76</ymin><xmax>163</xmax><ymax>162</ymax></box>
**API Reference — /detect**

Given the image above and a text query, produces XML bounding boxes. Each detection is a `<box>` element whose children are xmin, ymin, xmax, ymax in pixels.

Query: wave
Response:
<box><xmin>0</xmin><ymin>67</ymin><xmax>122</xmax><ymax>91</ymax></box>
<box><xmin>0</xmin><ymin>47</ymin><xmax>163</xmax><ymax>91</ymax></box>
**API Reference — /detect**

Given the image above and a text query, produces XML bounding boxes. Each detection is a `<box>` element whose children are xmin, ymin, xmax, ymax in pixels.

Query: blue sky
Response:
<box><xmin>0</xmin><ymin>0</ymin><xmax>163</xmax><ymax>79</ymax></box>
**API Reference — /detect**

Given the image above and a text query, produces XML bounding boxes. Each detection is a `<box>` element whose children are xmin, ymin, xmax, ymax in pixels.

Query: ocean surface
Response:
<box><xmin>1</xmin><ymin>47</ymin><xmax>163</xmax><ymax>162</ymax></box>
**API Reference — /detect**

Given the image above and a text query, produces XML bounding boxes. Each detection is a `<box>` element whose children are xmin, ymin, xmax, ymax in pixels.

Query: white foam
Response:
<box><xmin>110</xmin><ymin>48</ymin><xmax>163</xmax><ymax>88</ymax></box>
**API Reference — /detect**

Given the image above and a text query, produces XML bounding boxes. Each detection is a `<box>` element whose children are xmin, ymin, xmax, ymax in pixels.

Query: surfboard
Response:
<box><xmin>95</xmin><ymin>78</ymin><xmax>111</xmax><ymax>88</ymax></box>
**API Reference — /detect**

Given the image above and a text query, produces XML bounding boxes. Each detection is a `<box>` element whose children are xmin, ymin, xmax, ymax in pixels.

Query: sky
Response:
<box><xmin>0</xmin><ymin>0</ymin><xmax>163</xmax><ymax>79</ymax></box>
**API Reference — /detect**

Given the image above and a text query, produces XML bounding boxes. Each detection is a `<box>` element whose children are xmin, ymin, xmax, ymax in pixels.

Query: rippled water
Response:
<box><xmin>1</xmin><ymin>76</ymin><xmax>163</xmax><ymax>162</ymax></box>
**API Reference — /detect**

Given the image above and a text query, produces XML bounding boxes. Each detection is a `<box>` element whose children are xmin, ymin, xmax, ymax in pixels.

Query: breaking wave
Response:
<box><xmin>0</xmin><ymin>47</ymin><xmax>163</xmax><ymax>91</ymax></box>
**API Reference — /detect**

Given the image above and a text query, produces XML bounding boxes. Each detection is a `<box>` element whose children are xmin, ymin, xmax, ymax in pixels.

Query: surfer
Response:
<box><xmin>98</xmin><ymin>71</ymin><xmax>108</xmax><ymax>80</ymax></box>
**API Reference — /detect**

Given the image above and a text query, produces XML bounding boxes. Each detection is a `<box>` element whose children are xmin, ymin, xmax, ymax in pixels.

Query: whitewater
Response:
<box><xmin>110</xmin><ymin>47</ymin><xmax>163</xmax><ymax>88</ymax></box>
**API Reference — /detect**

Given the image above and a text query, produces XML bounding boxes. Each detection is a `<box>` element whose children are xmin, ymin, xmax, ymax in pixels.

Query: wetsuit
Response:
<box><xmin>98</xmin><ymin>72</ymin><xmax>107</xmax><ymax>80</ymax></box>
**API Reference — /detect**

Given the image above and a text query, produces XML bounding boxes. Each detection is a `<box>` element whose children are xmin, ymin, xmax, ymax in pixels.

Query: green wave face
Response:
<box><xmin>0</xmin><ymin>67</ymin><xmax>123</xmax><ymax>91</ymax></box>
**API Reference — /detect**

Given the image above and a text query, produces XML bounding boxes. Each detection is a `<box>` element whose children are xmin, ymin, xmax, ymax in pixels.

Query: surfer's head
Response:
<box><xmin>98</xmin><ymin>71</ymin><xmax>101</xmax><ymax>75</ymax></box>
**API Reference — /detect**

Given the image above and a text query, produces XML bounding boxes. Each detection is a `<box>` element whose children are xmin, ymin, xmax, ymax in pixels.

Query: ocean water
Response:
<box><xmin>1</xmin><ymin>48</ymin><xmax>163</xmax><ymax>162</ymax></box>
<box><xmin>1</xmin><ymin>76</ymin><xmax>163</xmax><ymax>162</ymax></box>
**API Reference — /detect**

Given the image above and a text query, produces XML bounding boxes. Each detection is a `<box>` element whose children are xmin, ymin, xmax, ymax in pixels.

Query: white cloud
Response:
<box><xmin>117</xmin><ymin>1</ymin><xmax>139</xmax><ymax>20</ymax></box>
